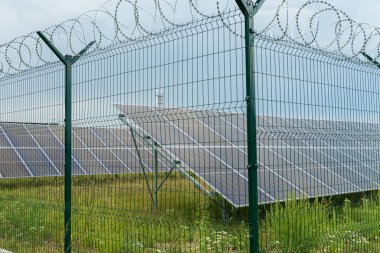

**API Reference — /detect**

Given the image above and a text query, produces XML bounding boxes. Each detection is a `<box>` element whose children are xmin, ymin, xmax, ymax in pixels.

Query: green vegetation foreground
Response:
<box><xmin>0</xmin><ymin>174</ymin><xmax>379</xmax><ymax>252</ymax></box>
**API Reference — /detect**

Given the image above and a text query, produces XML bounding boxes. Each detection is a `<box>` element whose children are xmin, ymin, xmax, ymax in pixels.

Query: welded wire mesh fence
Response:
<box><xmin>0</xmin><ymin>9</ymin><xmax>251</xmax><ymax>253</ymax></box>
<box><xmin>1</xmin><ymin>1</ymin><xmax>380</xmax><ymax>252</ymax></box>
<box><xmin>255</xmin><ymin>35</ymin><xmax>380</xmax><ymax>252</ymax></box>
<box><xmin>0</xmin><ymin>62</ymin><xmax>65</xmax><ymax>252</ymax></box>
<box><xmin>69</xmin><ymin>10</ymin><xmax>251</xmax><ymax>252</ymax></box>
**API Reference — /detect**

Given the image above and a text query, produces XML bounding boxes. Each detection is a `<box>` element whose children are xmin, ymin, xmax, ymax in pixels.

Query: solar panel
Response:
<box><xmin>0</xmin><ymin>147</ymin><xmax>30</xmax><ymax>178</ymax></box>
<box><xmin>115</xmin><ymin>105</ymin><xmax>249</xmax><ymax>207</ymax></box>
<box><xmin>0</xmin><ymin>122</ymin><xmax>170</xmax><ymax>178</ymax></box>
<box><xmin>115</xmin><ymin>104</ymin><xmax>380</xmax><ymax>207</ymax></box>
<box><xmin>1</xmin><ymin>105</ymin><xmax>379</xmax><ymax>207</ymax></box>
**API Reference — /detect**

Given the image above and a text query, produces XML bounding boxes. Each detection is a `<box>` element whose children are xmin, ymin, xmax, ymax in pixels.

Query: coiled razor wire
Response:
<box><xmin>1</xmin><ymin>0</ymin><xmax>380</xmax><ymax>77</ymax></box>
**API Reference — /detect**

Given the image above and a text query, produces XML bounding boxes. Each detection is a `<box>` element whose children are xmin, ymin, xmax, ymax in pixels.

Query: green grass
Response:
<box><xmin>261</xmin><ymin>195</ymin><xmax>380</xmax><ymax>252</ymax></box>
<box><xmin>0</xmin><ymin>174</ymin><xmax>248</xmax><ymax>252</ymax></box>
<box><xmin>1</xmin><ymin>174</ymin><xmax>380</xmax><ymax>252</ymax></box>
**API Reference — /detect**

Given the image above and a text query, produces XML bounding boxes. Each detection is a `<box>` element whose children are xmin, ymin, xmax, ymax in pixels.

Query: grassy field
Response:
<box><xmin>261</xmin><ymin>194</ymin><xmax>380</xmax><ymax>252</ymax></box>
<box><xmin>0</xmin><ymin>174</ymin><xmax>379</xmax><ymax>252</ymax></box>
<box><xmin>0</xmin><ymin>174</ymin><xmax>248</xmax><ymax>252</ymax></box>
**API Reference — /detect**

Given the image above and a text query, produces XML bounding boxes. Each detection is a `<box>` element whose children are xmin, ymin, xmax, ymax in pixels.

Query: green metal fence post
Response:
<box><xmin>244</xmin><ymin>15</ymin><xmax>259</xmax><ymax>253</ymax></box>
<box><xmin>64</xmin><ymin>55</ymin><xmax>73</xmax><ymax>253</ymax></box>
<box><xmin>36</xmin><ymin>31</ymin><xmax>95</xmax><ymax>253</ymax></box>
<box><xmin>234</xmin><ymin>1</ymin><xmax>266</xmax><ymax>252</ymax></box>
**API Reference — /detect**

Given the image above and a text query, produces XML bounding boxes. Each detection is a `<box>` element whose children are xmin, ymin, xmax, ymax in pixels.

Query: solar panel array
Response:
<box><xmin>1</xmin><ymin>105</ymin><xmax>379</xmax><ymax>207</ymax></box>
<box><xmin>0</xmin><ymin>122</ymin><xmax>170</xmax><ymax>178</ymax></box>
<box><xmin>116</xmin><ymin>105</ymin><xmax>380</xmax><ymax>207</ymax></box>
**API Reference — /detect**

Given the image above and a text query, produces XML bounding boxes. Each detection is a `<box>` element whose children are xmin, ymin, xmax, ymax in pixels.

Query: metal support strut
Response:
<box><xmin>37</xmin><ymin>31</ymin><xmax>95</xmax><ymax>253</ymax></box>
<box><xmin>118</xmin><ymin>114</ymin><xmax>215</xmax><ymax>209</ymax></box>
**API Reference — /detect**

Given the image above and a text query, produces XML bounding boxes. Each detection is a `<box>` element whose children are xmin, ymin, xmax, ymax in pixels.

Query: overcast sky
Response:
<box><xmin>0</xmin><ymin>0</ymin><xmax>105</xmax><ymax>43</ymax></box>
<box><xmin>0</xmin><ymin>0</ymin><xmax>379</xmax><ymax>44</ymax></box>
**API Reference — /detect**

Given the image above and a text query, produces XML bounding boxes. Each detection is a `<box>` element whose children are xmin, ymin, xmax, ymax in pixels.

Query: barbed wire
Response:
<box><xmin>0</xmin><ymin>0</ymin><xmax>379</xmax><ymax>78</ymax></box>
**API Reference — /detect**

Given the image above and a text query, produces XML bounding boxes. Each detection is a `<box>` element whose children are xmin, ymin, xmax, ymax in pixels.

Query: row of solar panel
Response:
<box><xmin>1</xmin><ymin>105</ymin><xmax>380</xmax><ymax>207</ymax></box>
<box><xmin>0</xmin><ymin>123</ymin><xmax>171</xmax><ymax>178</ymax></box>
<box><xmin>116</xmin><ymin>105</ymin><xmax>380</xmax><ymax>207</ymax></box>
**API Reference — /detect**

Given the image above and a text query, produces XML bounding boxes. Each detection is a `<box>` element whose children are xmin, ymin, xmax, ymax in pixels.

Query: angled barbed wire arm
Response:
<box><xmin>72</xmin><ymin>41</ymin><xmax>96</xmax><ymax>64</ymax></box>
<box><xmin>235</xmin><ymin>0</ymin><xmax>251</xmax><ymax>15</ymax></box>
<box><xmin>250</xmin><ymin>0</ymin><xmax>266</xmax><ymax>16</ymax></box>
<box><xmin>37</xmin><ymin>31</ymin><xmax>66</xmax><ymax>64</ymax></box>
<box><xmin>235</xmin><ymin>0</ymin><xmax>266</xmax><ymax>16</ymax></box>
<box><xmin>361</xmin><ymin>52</ymin><xmax>380</xmax><ymax>69</ymax></box>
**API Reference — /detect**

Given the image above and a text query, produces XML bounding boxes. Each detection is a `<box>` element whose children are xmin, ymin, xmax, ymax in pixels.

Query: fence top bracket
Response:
<box><xmin>235</xmin><ymin>0</ymin><xmax>266</xmax><ymax>17</ymax></box>
<box><xmin>37</xmin><ymin>31</ymin><xmax>95</xmax><ymax>65</ymax></box>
